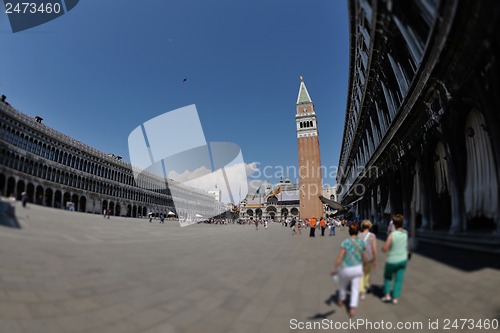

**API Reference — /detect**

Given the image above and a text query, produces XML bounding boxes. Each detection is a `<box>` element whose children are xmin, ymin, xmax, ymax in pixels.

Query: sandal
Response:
<box><xmin>381</xmin><ymin>295</ymin><xmax>392</xmax><ymax>303</ymax></box>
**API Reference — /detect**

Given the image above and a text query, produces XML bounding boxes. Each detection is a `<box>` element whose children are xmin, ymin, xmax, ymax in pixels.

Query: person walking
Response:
<box><xmin>329</xmin><ymin>219</ymin><xmax>336</xmax><ymax>236</ymax></box>
<box><xmin>320</xmin><ymin>217</ymin><xmax>326</xmax><ymax>236</ymax></box>
<box><xmin>358</xmin><ymin>220</ymin><xmax>377</xmax><ymax>300</ymax></box>
<box><xmin>381</xmin><ymin>214</ymin><xmax>408</xmax><ymax>305</ymax></box>
<box><xmin>21</xmin><ymin>191</ymin><xmax>28</xmax><ymax>207</ymax></box>
<box><xmin>330</xmin><ymin>222</ymin><xmax>365</xmax><ymax>317</ymax></box>
<box><xmin>309</xmin><ymin>216</ymin><xmax>317</xmax><ymax>237</ymax></box>
<box><xmin>297</xmin><ymin>220</ymin><xmax>302</xmax><ymax>235</ymax></box>
<box><xmin>160</xmin><ymin>214</ymin><xmax>165</xmax><ymax>224</ymax></box>
<box><xmin>387</xmin><ymin>219</ymin><xmax>395</xmax><ymax>235</ymax></box>
<box><xmin>290</xmin><ymin>218</ymin><xmax>297</xmax><ymax>235</ymax></box>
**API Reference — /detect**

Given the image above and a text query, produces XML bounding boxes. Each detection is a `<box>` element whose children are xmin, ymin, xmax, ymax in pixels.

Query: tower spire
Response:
<box><xmin>296</xmin><ymin>77</ymin><xmax>312</xmax><ymax>104</ymax></box>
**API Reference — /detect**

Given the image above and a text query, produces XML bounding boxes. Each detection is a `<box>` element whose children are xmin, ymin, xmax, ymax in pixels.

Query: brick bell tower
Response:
<box><xmin>296</xmin><ymin>76</ymin><xmax>324</xmax><ymax>220</ymax></box>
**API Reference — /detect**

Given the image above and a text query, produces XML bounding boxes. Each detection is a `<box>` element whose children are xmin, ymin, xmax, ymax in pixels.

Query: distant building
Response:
<box><xmin>338</xmin><ymin>0</ymin><xmax>500</xmax><ymax>250</ymax></box>
<box><xmin>0</xmin><ymin>95</ymin><xmax>225</xmax><ymax>220</ymax></box>
<box><xmin>295</xmin><ymin>78</ymin><xmax>324</xmax><ymax>219</ymax></box>
<box><xmin>322</xmin><ymin>185</ymin><xmax>338</xmax><ymax>217</ymax></box>
<box><xmin>208</xmin><ymin>188</ymin><xmax>221</xmax><ymax>202</ymax></box>
<box><xmin>240</xmin><ymin>178</ymin><xmax>300</xmax><ymax>221</ymax></box>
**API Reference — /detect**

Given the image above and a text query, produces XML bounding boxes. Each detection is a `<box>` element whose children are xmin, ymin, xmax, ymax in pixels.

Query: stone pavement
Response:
<box><xmin>0</xmin><ymin>201</ymin><xmax>499</xmax><ymax>333</ymax></box>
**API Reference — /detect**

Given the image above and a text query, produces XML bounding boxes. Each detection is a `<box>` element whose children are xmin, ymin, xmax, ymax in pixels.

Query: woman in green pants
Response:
<box><xmin>381</xmin><ymin>214</ymin><xmax>408</xmax><ymax>305</ymax></box>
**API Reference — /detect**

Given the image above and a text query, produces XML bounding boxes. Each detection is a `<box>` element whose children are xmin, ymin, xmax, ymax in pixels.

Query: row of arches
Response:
<box><xmin>0</xmin><ymin>121</ymin><xmax>136</xmax><ymax>186</ymax></box>
<box><xmin>299</xmin><ymin>120</ymin><xmax>315</xmax><ymax>129</ymax></box>
<box><xmin>349</xmin><ymin>107</ymin><xmax>499</xmax><ymax>234</ymax></box>
<box><xmin>243</xmin><ymin>206</ymin><xmax>300</xmax><ymax>221</ymax></box>
<box><xmin>0</xmin><ymin>149</ymin><xmax>174</xmax><ymax>206</ymax></box>
<box><xmin>1</xmin><ymin>105</ymin><xmax>224</xmax><ymax>221</ymax></box>
<box><xmin>0</xmin><ymin>174</ymin><xmax>163</xmax><ymax>217</ymax></box>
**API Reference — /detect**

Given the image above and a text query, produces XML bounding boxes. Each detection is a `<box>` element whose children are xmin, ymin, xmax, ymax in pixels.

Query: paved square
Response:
<box><xmin>0</xmin><ymin>201</ymin><xmax>499</xmax><ymax>332</ymax></box>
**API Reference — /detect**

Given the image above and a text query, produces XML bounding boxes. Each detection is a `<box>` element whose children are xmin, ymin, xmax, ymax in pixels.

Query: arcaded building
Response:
<box><xmin>0</xmin><ymin>95</ymin><xmax>224</xmax><ymax>220</ymax></box>
<box><xmin>337</xmin><ymin>0</ymin><xmax>499</xmax><ymax>250</ymax></box>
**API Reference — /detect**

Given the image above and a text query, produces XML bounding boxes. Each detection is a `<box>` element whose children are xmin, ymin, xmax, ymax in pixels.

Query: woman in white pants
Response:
<box><xmin>330</xmin><ymin>222</ymin><xmax>365</xmax><ymax>317</ymax></box>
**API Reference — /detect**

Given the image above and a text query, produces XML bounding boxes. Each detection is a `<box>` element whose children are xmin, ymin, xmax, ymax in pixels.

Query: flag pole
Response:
<box><xmin>259</xmin><ymin>186</ymin><xmax>262</xmax><ymax>220</ymax></box>
<box><xmin>280</xmin><ymin>184</ymin><xmax>283</xmax><ymax>221</ymax></box>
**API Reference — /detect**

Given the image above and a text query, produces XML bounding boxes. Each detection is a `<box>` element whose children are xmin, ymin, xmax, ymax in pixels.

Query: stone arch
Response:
<box><xmin>35</xmin><ymin>185</ymin><xmax>44</xmax><ymax>205</ymax></box>
<box><xmin>63</xmin><ymin>192</ymin><xmax>71</xmax><ymax>208</ymax></box>
<box><xmin>0</xmin><ymin>173</ymin><xmax>5</xmax><ymax>196</ymax></box>
<box><xmin>71</xmin><ymin>194</ymin><xmax>79</xmax><ymax>211</ymax></box>
<box><xmin>281</xmin><ymin>207</ymin><xmax>289</xmax><ymax>218</ymax></box>
<box><xmin>16</xmin><ymin>180</ymin><xmax>25</xmax><ymax>200</ymax></box>
<box><xmin>54</xmin><ymin>190</ymin><xmax>62</xmax><ymax>208</ymax></box>
<box><xmin>266</xmin><ymin>206</ymin><xmax>277</xmax><ymax>213</ymax></box>
<box><xmin>42</xmin><ymin>143</ymin><xmax>48</xmax><ymax>158</ymax></box>
<box><xmin>27</xmin><ymin>183</ymin><xmax>35</xmax><ymax>203</ymax></box>
<box><xmin>50</xmin><ymin>146</ymin><xmax>56</xmax><ymax>161</ymax></box>
<box><xmin>28</xmin><ymin>160</ymin><xmax>34</xmax><ymax>175</ymax></box>
<box><xmin>267</xmin><ymin>195</ymin><xmax>278</xmax><ymax>204</ymax></box>
<box><xmin>45</xmin><ymin>188</ymin><xmax>53</xmax><ymax>207</ymax></box>
<box><xmin>109</xmin><ymin>201</ymin><xmax>115</xmax><ymax>216</ymax></box>
<box><xmin>79</xmin><ymin>196</ymin><xmax>86</xmax><ymax>213</ymax></box>
<box><xmin>7</xmin><ymin>177</ymin><xmax>16</xmax><ymax>198</ymax></box>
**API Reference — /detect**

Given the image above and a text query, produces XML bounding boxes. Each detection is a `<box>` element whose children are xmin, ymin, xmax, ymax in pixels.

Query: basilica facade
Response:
<box><xmin>337</xmin><ymin>0</ymin><xmax>500</xmax><ymax>251</ymax></box>
<box><xmin>0</xmin><ymin>95</ymin><xmax>225</xmax><ymax>220</ymax></box>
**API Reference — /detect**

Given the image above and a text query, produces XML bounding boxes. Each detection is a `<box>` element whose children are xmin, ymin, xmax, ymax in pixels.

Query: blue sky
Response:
<box><xmin>1</xmin><ymin>0</ymin><xmax>349</xmax><ymax>192</ymax></box>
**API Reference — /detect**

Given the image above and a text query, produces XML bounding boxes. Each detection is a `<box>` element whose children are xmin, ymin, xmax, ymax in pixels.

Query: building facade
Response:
<box><xmin>337</xmin><ymin>0</ymin><xmax>500</xmax><ymax>250</ymax></box>
<box><xmin>240</xmin><ymin>179</ymin><xmax>300</xmax><ymax>221</ymax></box>
<box><xmin>296</xmin><ymin>78</ymin><xmax>324</xmax><ymax>219</ymax></box>
<box><xmin>239</xmin><ymin>180</ymin><xmax>337</xmax><ymax>221</ymax></box>
<box><xmin>0</xmin><ymin>95</ymin><xmax>225</xmax><ymax>220</ymax></box>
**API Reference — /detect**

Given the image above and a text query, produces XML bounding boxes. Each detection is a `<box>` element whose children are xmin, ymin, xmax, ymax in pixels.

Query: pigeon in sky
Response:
<box><xmin>182</xmin><ymin>78</ymin><xmax>187</xmax><ymax>82</ymax></box>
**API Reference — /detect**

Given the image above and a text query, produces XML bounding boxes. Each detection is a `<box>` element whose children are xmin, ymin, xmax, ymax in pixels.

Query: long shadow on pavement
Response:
<box><xmin>375</xmin><ymin>231</ymin><xmax>500</xmax><ymax>271</ymax></box>
<box><xmin>324</xmin><ymin>293</ymin><xmax>352</xmax><ymax>317</ymax></box>
<box><xmin>0</xmin><ymin>201</ymin><xmax>21</xmax><ymax>229</ymax></box>
<box><xmin>307</xmin><ymin>310</ymin><xmax>336</xmax><ymax>320</ymax></box>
